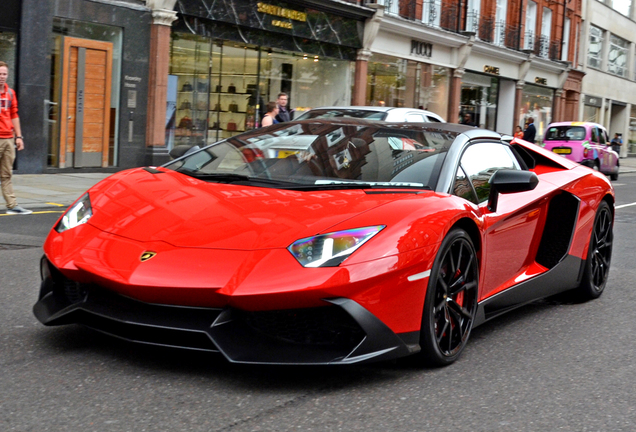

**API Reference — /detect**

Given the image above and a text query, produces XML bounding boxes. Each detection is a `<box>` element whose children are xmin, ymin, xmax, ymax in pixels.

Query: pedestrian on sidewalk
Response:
<box><xmin>0</xmin><ymin>61</ymin><xmax>31</xmax><ymax>215</ymax></box>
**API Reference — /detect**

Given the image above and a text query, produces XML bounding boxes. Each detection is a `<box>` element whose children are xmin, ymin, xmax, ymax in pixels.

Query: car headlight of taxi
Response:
<box><xmin>55</xmin><ymin>193</ymin><xmax>93</xmax><ymax>233</ymax></box>
<box><xmin>288</xmin><ymin>225</ymin><xmax>385</xmax><ymax>268</ymax></box>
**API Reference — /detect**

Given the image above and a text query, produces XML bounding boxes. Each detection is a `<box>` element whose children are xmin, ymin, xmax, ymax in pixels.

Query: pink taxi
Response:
<box><xmin>543</xmin><ymin>122</ymin><xmax>619</xmax><ymax>180</ymax></box>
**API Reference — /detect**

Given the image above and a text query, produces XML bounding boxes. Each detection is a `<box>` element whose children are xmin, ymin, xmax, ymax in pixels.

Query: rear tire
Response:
<box><xmin>576</xmin><ymin>200</ymin><xmax>613</xmax><ymax>300</ymax></box>
<box><xmin>418</xmin><ymin>229</ymin><xmax>478</xmax><ymax>367</ymax></box>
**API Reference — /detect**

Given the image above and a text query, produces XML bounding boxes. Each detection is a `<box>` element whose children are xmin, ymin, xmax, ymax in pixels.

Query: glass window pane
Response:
<box><xmin>588</xmin><ymin>26</ymin><xmax>603</xmax><ymax>69</ymax></box>
<box><xmin>460</xmin><ymin>143</ymin><xmax>520</xmax><ymax>203</ymax></box>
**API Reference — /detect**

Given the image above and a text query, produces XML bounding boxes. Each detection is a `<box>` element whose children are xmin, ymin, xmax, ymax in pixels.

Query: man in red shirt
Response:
<box><xmin>0</xmin><ymin>61</ymin><xmax>31</xmax><ymax>214</ymax></box>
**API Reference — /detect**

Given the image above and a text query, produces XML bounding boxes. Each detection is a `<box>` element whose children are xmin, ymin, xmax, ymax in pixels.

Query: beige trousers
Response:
<box><xmin>0</xmin><ymin>138</ymin><xmax>17</xmax><ymax>209</ymax></box>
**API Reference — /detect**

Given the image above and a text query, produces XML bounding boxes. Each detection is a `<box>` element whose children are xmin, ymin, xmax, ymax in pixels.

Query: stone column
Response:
<box><xmin>353</xmin><ymin>49</ymin><xmax>371</xmax><ymax>106</ymax></box>
<box><xmin>514</xmin><ymin>80</ymin><xmax>525</xmax><ymax>128</ymax></box>
<box><xmin>146</xmin><ymin>0</ymin><xmax>177</xmax><ymax>148</ymax></box>
<box><xmin>553</xmin><ymin>89</ymin><xmax>564</xmax><ymax>122</ymax></box>
<box><xmin>448</xmin><ymin>68</ymin><xmax>464</xmax><ymax>123</ymax></box>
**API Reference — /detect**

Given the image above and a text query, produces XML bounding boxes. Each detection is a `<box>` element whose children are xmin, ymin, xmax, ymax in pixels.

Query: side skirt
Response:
<box><xmin>474</xmin><ymin>254</ymin><xmax>584</xmax><ymax>326</ymax></box>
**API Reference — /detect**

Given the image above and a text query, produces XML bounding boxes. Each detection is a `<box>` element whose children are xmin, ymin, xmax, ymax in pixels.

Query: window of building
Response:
<box><xmin>519</xmin><ymin>84</ymin><xmax>554</xmax><ymax>143</ymax></box>
<box><xmin>561</xmin><ymin>18</ymin><xmax>570</xmax><ymax>61</ymax></box>
<box><xmin>611</xmin><ymin>0</ymin><xmax>631</xmax><ymax>16</ymax></box>
<box><xmin>588</xmin><ymin>26</ymin><xmax>603</xmax><ymax>69</ymax></box>
<box><xmin>422</xmin><ymin>0</ymin><xmax>442</xmax><ymax>27</ymax></box>
<box><xmin>608</xmin><ymin>34</ymin><xmax>628</xmax><ymax>77</ymax></box>
<box><xmin>539</xmin><ymin>7</ymin><xmax>552</xmax><ymax>59</ymax></box>
<box><xmin>524</xmin><ymin>1</ymin><xmax>537</xmax><ymax>50</ymax></box>
<box><xmin>366</xmin><ymin>55</ymin><xmax>449</xmax><ymax>121</ymax></box>
<box><xmin>494</xmin><ymin>0</ymin><xmax>507</xmax><ymax>47</ymax></box>
<box><xmin>168</xmin><ymin>34</ymin><xmax>353</xmax><ymax>148</ymax></box>
<box><xmin>629</xmin><ymin>106</ymin><xmax>636</xmax><ymax>154</ymax></box>
<box><xmin>461</xmin><ymin>72</ymin><xmax>498</xmax><ymax>130</ymax></box>
<box><xmin>466</xmin><ymin>0</ymin><xmax>481</xmax><ymax>36</ymax></box>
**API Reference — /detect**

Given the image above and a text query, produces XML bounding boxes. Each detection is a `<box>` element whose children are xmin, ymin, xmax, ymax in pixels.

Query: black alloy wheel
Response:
<box><xmin>419</xmin><ymin>229</ymin><xmax>479</xmax><ymax>366</ymax></box>
<box><xmin>577</xmin><ymin>200</ymin><xmax>613</xmax><ymax>300</ymax></box>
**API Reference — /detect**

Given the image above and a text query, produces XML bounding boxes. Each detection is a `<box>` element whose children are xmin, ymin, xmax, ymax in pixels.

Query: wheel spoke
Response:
<box><xmin>448</xmin><ymin>299</ymin><xmax>473</xmax><ymax>321</ymax></box>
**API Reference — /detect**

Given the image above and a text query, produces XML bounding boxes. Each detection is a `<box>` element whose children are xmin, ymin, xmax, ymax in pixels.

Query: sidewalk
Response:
<box><xmin>11</xmin><ymin>173</ymin><xmax>111</xmax><ymax>210</ymax></box>
<box><xmin>7</xmin><ymin>157</ymin><xmax>636</xmax><ymax>210</ymax></box>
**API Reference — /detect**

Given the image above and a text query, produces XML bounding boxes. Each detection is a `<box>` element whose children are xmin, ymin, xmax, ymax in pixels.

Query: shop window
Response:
<box><xmin>461</xmin><ymin>72</ymin><xmax>498</xmax><ymax>130</ymax></box>
<box><xmin>629</xmin><ymin>107</ymin><xmax>636</xmax><ymax>153</ymax></box>
<box><xmin>168</xmin><ymin>33</ymin><xmax>353</xmax><ymax>147</ymax></box>
<box><xmin>583</xmin><ymin>104</ymin><xmax>601</xmax><ymax>123</ymax></box>
<box><xmin>366</xmin><ymin>55</ymin><xmax>448</xmax><ymax>121</ymax></box>
<box><xmin>608</xmin><ymin>34</ymin><xmax>628</xmax><ymax>77</ymax></box>
<box><xmin>519</xmin><ymin>83</ymin><xmax>554</xmax><ymax>144</ymax></box>
<box><xmin>588</xmin><ymin>26</ymin><xmax>603</xmax><ymax>70</ymax></box>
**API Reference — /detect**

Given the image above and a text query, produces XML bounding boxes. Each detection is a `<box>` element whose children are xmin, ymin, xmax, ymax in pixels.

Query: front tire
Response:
<box><xmin>576</xmin><ymin>200</ymin><xmax>613</xmax><ymax>300</ymax></box>
<box><xmin>419</xmin><ymin>229</ymin><xmax>479</xmax><ymax>366</ymax></box>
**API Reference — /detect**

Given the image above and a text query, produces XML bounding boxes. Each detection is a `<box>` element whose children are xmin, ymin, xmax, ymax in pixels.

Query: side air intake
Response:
<box><xmin>536</xmin><ymin>192</ymin><xmax>580</xmax><ymax>269</ymax></box>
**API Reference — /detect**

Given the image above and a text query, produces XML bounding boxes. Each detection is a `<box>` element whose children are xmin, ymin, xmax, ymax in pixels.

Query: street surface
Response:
<box><xmin>2</xmin><ymin>172</ymin><xmax>636</xmax><ymax>431</ymax></box>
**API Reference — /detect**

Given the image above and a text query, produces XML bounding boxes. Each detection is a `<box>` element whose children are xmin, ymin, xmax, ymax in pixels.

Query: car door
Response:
<box><xmin>453</xmin><ymin>141</ymin><xmax>553</xmax><ymax>300</ymax></box>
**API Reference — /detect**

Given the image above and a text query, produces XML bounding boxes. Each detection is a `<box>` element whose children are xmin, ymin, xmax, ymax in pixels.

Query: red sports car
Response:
<box><xmin>34</xmin><ymin>120</ymin><xmax>614</xmax><ymax>366</ymax></box>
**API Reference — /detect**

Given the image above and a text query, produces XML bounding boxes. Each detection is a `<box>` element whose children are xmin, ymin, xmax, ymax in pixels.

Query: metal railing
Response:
<box><xmin>380</xmin><ymin>0</ymin><xmax>563</xmax><ymax>60</ymax></box>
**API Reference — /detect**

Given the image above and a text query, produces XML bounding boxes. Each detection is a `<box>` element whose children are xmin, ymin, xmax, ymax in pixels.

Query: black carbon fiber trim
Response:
<box><xmin>536</xmin><ymin>192</ymin><xmax>580</xmax><ymax>269</ymax></box>
<box><xmin>33</xmin><ymin>259</ymin><xmax>417</xmax><ymax>365</ymax></box>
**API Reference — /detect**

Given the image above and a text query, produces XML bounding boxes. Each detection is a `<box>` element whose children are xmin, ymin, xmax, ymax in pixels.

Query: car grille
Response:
<box><xmin>239</xmin><ymin>306</ymin><xmax>366</xmax><ymax>348</ymax></box>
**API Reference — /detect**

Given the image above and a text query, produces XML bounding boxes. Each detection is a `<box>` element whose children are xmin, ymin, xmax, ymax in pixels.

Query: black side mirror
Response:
<box><xmin>487</xmin><ymin>169</ymin><xmax>539</xmax><ymax>212</ymax></box>
<box><xmin>169</xmin><ymin>145</ymin><xmax>200</xmax><ymax>159</ymax></box>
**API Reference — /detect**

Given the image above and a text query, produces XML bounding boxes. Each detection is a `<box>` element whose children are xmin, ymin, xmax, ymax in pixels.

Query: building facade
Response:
<box><xmin>579</xmin><ymin>0</ymin><xmax>636</xmax><ymax>156</ymax></box>
<box><xmin>7</xmin><ymin>0</ymin><xmax>636</xmax><ymax>173</ymax></box>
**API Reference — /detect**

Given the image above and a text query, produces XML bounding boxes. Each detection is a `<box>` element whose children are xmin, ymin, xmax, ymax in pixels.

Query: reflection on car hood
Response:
<box><xmin>86</xmin><ymin>168</ymin><xmax>416</xmax><ymax>249</ymax></box>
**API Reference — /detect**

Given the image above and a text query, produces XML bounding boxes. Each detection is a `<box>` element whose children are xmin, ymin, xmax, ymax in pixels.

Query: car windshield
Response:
<box><xmin>164</xmin><ymin>121</ymin><xmax>456</xmax><ymax>190</ymax></box>
<box><xmin>544</xmin><ymin>125</ymin><xmax>586</xmax><ymax>141</ymax></box>
<box><xmin>295</xmin><ymin>109</ymin><xmax>387</xmax><ymax>121</ymax></box>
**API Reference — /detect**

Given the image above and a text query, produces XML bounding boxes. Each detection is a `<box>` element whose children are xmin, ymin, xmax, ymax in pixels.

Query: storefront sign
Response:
<box><xmin>124</xmin><ymin>75</ymin><xmax>143</xmax><ymax>89</ymax></box>
<box><xmin>257</xmin><ymin>2</ymin><xmax>307</xmax><ymax>22</ymax></box>
<box><xmin>411</xmin><ymin>40</ymin><xmax>432</xmax><ymax>58</ymax></box>
<box><xmin>534</xmin><ymin>77</ymin><xmax>548</xmax><ymax>85</ymax></box>
<box><xmin>176</xmin><ymin>0</ymin><xmax>365</xmax><ymax>59</ymax></box>
<box><xmin>584</xmin><ymin>95</ymin><xmax>602</xmax><ymax>107</ymax></box>
<box><xmin>483</xmin><ymin>65</ymin><xmax>500</xmax><ymax>75</ymax></box>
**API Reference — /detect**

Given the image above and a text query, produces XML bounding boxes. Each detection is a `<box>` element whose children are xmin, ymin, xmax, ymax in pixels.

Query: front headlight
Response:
<box><xmin>55</xmin><ymin>193</ymin><xmax>93</xmax><ymax>233</ymax></box>
<box><xmin>288</xmin><ymin>225</ymin><xmax>385</xmax><ymax>268</ymax></box>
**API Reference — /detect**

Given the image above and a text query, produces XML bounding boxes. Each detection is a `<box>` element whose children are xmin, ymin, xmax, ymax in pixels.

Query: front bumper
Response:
<box><xmin>34</xmin><ymin>257</ymin><xmax>419</xmax><ymax>365</ymax></box>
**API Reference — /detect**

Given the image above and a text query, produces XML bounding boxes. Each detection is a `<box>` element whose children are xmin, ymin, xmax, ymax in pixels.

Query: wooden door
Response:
<box><xmin>59</xmin><ymin>37</ymin><xmax>113</xmax><ymax>168</ymax></box>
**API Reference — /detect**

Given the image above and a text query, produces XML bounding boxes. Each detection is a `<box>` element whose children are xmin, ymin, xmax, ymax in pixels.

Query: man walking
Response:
<box><xmin>0</xmin><ymin>61</ymin><xmax>31</xmax><ymax>215</ymax></box>
<box><xmin>522</xmin><ymin>117</ymin><xmax>536</xmax><ymax>143</ymax></box>
<box><xmin>275</xmin><ymin>92</ymin><xmax>293</xmax><ymax>123</ymax></box>
<box><xmin>610</xmin><ymin>133</ymin><xmax>622</xmax><ymax>156</ymax></box>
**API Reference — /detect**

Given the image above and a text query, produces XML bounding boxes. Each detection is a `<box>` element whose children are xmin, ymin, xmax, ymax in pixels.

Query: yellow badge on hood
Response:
<box><xmin>140</xmin><ymin>251</ymin><xmax>157</xmax><ymax>262</ymax></box>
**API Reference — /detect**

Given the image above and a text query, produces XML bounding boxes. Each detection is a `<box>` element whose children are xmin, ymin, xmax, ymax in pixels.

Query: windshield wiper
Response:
<box><xmin>288</xmin><ymin>182</ymin><xmax>431</xmax><ymax>191</ymax></box>
<box><xmin>179</xmin><ymin>171</ymin><xmax>299</xmax><ymax>186</ymax></box>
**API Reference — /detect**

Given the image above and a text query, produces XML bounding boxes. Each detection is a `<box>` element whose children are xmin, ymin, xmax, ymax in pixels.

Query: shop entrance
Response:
<box><xmin>58</xmin><ymin>37</ymin><xmax>113</xmax><ymax>167</ymax></box>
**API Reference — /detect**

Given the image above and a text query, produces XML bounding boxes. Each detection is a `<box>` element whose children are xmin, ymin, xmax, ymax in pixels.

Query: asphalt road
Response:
<box><xmin>1</xmin><ymin>174</ymin><xmax>636</xmax><ymax>432</ymax></box>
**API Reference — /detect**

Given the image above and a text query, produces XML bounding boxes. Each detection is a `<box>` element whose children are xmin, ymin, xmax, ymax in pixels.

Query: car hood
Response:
<box><xmin>86</xmin><ymin>168</ymin><xmax>420</xmax><ymax>249</ymax></box>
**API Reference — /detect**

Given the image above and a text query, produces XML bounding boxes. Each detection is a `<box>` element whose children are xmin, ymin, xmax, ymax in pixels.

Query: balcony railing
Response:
<box><xmin>383</xmin><ymin>0</ymin><xmax>562</xmax><ymax>60</ymax></box>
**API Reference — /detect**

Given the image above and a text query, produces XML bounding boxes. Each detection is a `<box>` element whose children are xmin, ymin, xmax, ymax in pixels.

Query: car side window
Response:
<box><xmin>406</xmin><ymin>114</ymin><xmax>426</xmax><ymax>122</ymax></box>
<box><xmin>426</xmin><ymin>116</ymin><xmax>442</xmax><ymax>122</ymax></box>
<box><xmin>598</xmin><ymin>128</ymin><xmax>607</xmax><ymax>145</ymax></box>
<box><xmin>591</xmin><ymin>128</ymin><xmax>599</xmax><ymax>144</ymax></box>
<box><xmin>455</xmin><ymin>142</ymin><xmax>521</xmax><ymax>203</ymax></box>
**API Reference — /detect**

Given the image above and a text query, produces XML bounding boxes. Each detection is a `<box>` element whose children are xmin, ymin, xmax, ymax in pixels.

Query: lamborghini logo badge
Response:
<box><xmin>140</xmin><ymin>251</ymin><xmax>157</xmax><ymax>262</ymax></box>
